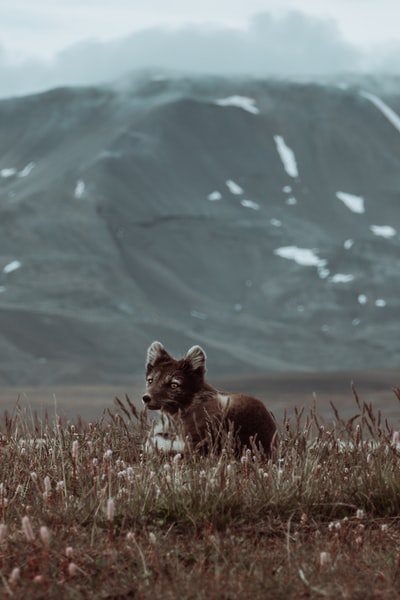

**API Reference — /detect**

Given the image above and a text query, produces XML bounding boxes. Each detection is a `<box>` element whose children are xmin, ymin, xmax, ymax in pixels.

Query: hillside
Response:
<box><xmin>0</xmin><ymin>74</ymin><xmax>399</xmax><ymax>384</ymax></box>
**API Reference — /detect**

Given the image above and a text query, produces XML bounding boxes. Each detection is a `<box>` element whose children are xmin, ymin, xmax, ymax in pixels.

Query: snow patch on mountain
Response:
<box><xmin>1</xmin><ymin>163</ymin><xmax>35</xmax><ymax>179</ymax></box>
<box><xmin>74</xmin><ymin>180</ymin><xmax>86</xmax><ymax>199</ymax></box>
<box><xmin>370</xmin><ymin>224</ymin><xmax>397</xmax><ymax>238</ymax></box>
<box><xmin>207</xmin><ymin>191</ymin><xmax>222</xmax><ymax>201</ymax></box>
<box><xmin>330</xmin><ymin>273</ymin><xmax>355</xmax><ymax>283</ymax></box>
<box><xmin>18</xmin><ymin>162</ymin><xmax>35</xmax><ymax>178</ymax></box>
<box><xmin>360</xmin><ymin>90</ymin><xmax>400</xmax><ymax>134</ymax></box>
<box><xmin>3</xmin><ymin>260</ymin><xmax>21</xmax><ymax>274</ymax></box>
<box><xmin>1</xmin><ymin>168</ymin><xmax>17</xmax><ymax>178</ymax></box>
<box><xmin>336</xmin><ymin>191</ymin><xmax>365</xmax><ymax>214</ymax></box>
<box><xmin>226</xmin><ymin>180</ymin><xmax>244</xmax><ymax>195</ymax></box>
<box><xmin>344</xmin><ymin>239</ymin><xmax>354</xmax><ymax>250</ymax></box>
<box><xmin>241</xmin><ymin>199</ymin><xmax>260</xmax><ymax>210</ymax></box>
<box><xmin>375</xmin><ymin>299</ymin><xmax>387</xmax><ymax>307</ymax></box>
<box><xmin>215</xmin><ymin>96</ymin><xmax>259</xmax><ymax>115</ymax></box>
<box><xmin>274</xmin><ymin>246</ymin><xmax>326</xmax><ymax>268</ymax></box>
<box><xmin>274</xmin><ymin>135</ymin><xmax>299</xmax><ymax>178</ymax></box>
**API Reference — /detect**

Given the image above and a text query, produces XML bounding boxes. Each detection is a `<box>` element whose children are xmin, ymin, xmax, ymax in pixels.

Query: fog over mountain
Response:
<box><xmin>0</xmin><ymin>73</ymin><xmax>399</xmax><ymax>385</ymax></box>
<box><xmin>1</xmin><ymin>11</ymin><xmax>400</xmax><ymax>99</ymax></box>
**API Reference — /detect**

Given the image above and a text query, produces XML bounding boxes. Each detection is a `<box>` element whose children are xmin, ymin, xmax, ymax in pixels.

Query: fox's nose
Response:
<box><xmin>142</xmin><ymin>394</ymin><xmax>151</xmax><ymax>404</ymax></box>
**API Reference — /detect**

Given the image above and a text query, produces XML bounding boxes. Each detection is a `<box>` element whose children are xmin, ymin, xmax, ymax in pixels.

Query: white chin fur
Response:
<box><xmin>145</xmin><ymin>419</ymin><xmax>186</xmax><ymax>455</ymax></box>
<box><xmin>145</xmin><ymin>434</ymin><xmax>186</xmax><ymax>455</ymax></box>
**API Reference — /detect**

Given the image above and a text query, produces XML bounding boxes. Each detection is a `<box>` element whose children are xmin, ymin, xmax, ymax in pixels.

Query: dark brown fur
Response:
<box><xmin>143</xmin><ymin>341</ymin><xmax>277</xmax><ymax>456</ymax></box>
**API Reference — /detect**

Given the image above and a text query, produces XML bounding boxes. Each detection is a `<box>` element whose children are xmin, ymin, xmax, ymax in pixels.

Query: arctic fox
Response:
<box><xmin>143</xmin><ymin>341</ymin><xmax>277</xmax><ymax>456</ymax></box>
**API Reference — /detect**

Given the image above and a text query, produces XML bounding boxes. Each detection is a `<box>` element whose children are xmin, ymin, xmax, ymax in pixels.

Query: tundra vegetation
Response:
<box><xmin>0</xmin><ymin>388</ymin><xmax>400</xmax><ymax>599</ymax></box>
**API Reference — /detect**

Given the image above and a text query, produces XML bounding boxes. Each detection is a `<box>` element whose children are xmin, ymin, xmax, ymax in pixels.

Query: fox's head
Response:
<box><xmin>142</xmin><ymin>341</ymin><xmax>207</xmax><ymax>414</ymax></box>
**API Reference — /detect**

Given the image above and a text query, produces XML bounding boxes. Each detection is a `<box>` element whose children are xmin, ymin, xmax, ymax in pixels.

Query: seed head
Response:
<box><xmin>40</xmin><ymin>526</ymin><xmax>51</xmax><ymax>547</ymax></box>
<box><xmin>319</xmin><ymin>551</ymin><xmax>331</xmax><ymax>567</ymax></box>
<box><xmin>44</xmin><ymin>476</ymin><xmax>51</xmax><ymax>494</ymax></box>
<box><xmin>21</xmin><ymin>515</ymin><xmax>34</xmax><ymax>542</ymax></box>
<box><xmin>0</xmin><ymin>523</ymin><xmax>8</xmax><ymax>544</ymax></box>
<box><xmin>149</xmin><ymin>532</ymin><xmax>157</xmax><ymax>545</ymax></box>
<box><xmin>107</xmin><ymin>498</ymin><xmax>115</xmax><ymax>522</ymax></box>
<box><xmin>9</xmin><ymin>567</ymin><xmax>20</xmax><ymax>586</ymax></box>
<box><xmin>72</xmin><ymin>440</ymin><xmax>79</xmax><ymax>460</ymax></box>
<box><xmin>68</xmin><ymin>562</ymin><xmax>79</xmax><ymax>577</ymax></box>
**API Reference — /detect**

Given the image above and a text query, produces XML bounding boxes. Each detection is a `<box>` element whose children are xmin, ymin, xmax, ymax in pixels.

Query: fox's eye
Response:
<box><xmin>170</xmin><ymin>382</ymin><xmax>179</xmax><ymax>389</ymax></box>
<box><xmin>146</xmin><ymin>377</ymin><xmax>153</xmax><ymax>385</ymax></box>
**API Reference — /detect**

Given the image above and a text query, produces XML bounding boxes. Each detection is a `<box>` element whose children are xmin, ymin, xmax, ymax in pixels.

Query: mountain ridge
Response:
<box><xmin>0</xmin><ymin>74</ymin><xmax>399</xmax><ymax>385</ymax></box>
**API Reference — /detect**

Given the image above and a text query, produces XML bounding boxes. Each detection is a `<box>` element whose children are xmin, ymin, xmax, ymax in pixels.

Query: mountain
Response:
<box><xmin>0</xmin><ymin>74</ymin><xmax>399</xmax><ymax>385</ymax></box>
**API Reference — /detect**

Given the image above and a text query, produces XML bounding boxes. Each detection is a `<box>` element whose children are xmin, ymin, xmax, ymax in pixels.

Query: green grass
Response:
<box><xmin>0</xmin><ymin>388</ymin><xmax>400</xmax><ymax>598</ymax></box>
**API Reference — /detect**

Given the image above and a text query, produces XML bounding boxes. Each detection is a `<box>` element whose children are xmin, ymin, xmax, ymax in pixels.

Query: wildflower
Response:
<box><xmin>355</xmin><ymin>424</ymin><xmax>361</xmax><ymax>446</ymax></box>
<box><xmin>68</xmin><ymin>562</ymin><xmax>79</xmax><ymax>577</ymax></box>
<box><xmin>30</xmin><ymin>472</ymin><xmax>38</xmax><ymax>482</ymax></box>
<box><xmin>40</xmin><ymin>526</ymin><xmax>51</xmax><ymax>547</ymax></box>
<box><xmin>126</xmin><ymin>532</ymin><xmax>136</xmax><ymax>543</ymax></box>
<box><xmin>107</xmin><ymin>498</ymin><xmax>115</xmax><ymax>522</ymax></box>
<box><xmin>33</xmin><ymin>575</ymin><xmax>45</xmax><ymax>584</ymax></box>
<box><xmin>173</xmin><ymin>453</ymin><xmax>183</xmax><ymax>465</ymax></box>
<box><xmin>241</xmin><ymin>454</ymin><xmax>249</xmax><ymax>478</ymax></box>
<box><xmin>9</xmin><ymin>567</ymin><xmax>20</xmax><ymax>586</ymax></box>
<box><xmin>319</xmin><ymin>552</ymin><xmax>331</xmax><ymax>567</ymax></box>
<box><xmin>72</xmin><ymin>440</ymin><xmax>79</xmax><ymax>460</ymax></box>
<box><xmin>65</xmin><ymin>546</ymin><xmax>74</xmax><ymax>558</ymax></box>
<box><xmin>149</xmin><ymin>532</ymin><xmax>157</xmax><ymax>545</ymax></box>
<box><xmin>43</xmin><ymin>476</ymin><xmax>51</xmax><ymax>497</ymax></box>
<box><xmin>0</xmin><ymin>523</ymin><xmax>8</xmax><ymax>544</ymax></box>
<box><xmin>381</xmin><ymin>524</ymin><xmax>389</xmax><ymax>533</ymax></box>
<box><xmin>356</xmin><ymin>509</ymin><xmax>365</xmax><ymax>520</ymax></box>
<box><xmin>21</xmin><ymin>515</ymin><xmax>35</xmax><ymax>542</ymax></box>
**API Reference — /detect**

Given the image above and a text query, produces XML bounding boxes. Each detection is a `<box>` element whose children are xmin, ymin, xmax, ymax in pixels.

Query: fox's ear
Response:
<box><xmin>185</xmin><ymin>345</ymin><xmax>206</xmax><ymax>373</ymax></box>
<box><xmin>146</xmin><ymin>341</ymin><xmax>166</xmax><ymax>368</ymax></box>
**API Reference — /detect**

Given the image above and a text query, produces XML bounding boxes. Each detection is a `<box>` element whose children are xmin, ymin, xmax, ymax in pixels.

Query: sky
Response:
<box><xmin>1</xmin><ymin>0</ymin><xmax>400</xmax><ymax>98</ymax></box>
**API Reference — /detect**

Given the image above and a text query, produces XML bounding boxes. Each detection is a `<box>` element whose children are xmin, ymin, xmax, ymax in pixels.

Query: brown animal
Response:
<box><xmin>143</xmin><ymin>341</ymin><xmax>277</xmax><ymax>456</ymax></box>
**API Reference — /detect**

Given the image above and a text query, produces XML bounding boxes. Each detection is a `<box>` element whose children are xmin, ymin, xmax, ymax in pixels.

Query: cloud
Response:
<box><xmin>0</xmin><ymin>10</ymin><xmax>397</xmax><ymax>99</ymax></box>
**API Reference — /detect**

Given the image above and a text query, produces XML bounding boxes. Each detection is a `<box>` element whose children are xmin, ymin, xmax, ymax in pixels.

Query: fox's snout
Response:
<box><xmin>142</xmin><ymin>394</ymin><xmax>151</xmax><ymax>404</ymax></box>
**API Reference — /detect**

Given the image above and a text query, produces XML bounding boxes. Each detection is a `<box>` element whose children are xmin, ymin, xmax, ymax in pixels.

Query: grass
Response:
<box><xmin>0</xmin><ymin>388</ymin><xmax>400</xmax><ymax>598</ymax></box>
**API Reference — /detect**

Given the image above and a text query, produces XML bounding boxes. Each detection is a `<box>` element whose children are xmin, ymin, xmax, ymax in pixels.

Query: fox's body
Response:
<box><xmin>143</xmin><ymin>341</ymin><xmax>277</xmax><ymax>456</ymax></box>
